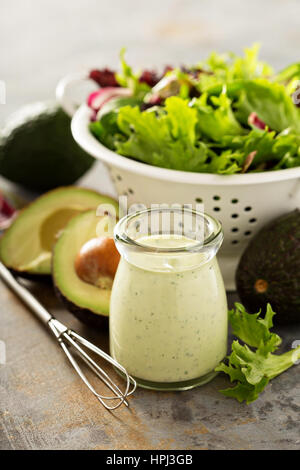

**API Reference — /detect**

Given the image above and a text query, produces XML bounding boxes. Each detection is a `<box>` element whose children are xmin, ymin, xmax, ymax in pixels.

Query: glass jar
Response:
<box><xmin>110</xmin><ymin>207</ymin><xmax>228</xmax><ymax>391</ymax></box>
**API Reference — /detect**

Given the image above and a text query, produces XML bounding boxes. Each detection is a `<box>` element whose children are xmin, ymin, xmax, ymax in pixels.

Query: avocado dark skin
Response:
<box><xmin>53</xmin><ymin>283</ymin><xmax>108</xmax><ymax>329</ymax></box>
<box><xmin>236</xmin><ymin>209</ymin><xmax>300</xmax><ymax>325</ymax></box>
<box><xmin>0</xmin><ymin>102</ymin><xmax>94</xmax><ymax>192</ymax></box>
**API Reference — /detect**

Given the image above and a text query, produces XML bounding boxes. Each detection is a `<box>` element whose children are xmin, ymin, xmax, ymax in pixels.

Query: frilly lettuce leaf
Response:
<box><xmin>91</xmin><ymin>93</ymin><xmax>300</xmax><ymax>173</ymax></box>
<box><xmin>274</xmin><ymin>62</ymin><xmax>300</xmax><ymax>95</ymax></box>
<box><xmin>216</xmin><ymin>304</ymin><xmax>300</xmax><ymax>404</ymax></box>
<box><xmin>234</xmin><ymin>79</ymin><xmax>300</xmax><ymax>132</ymax></box>
<box><xmin>196</xmin><ymin>44</ymin><xmax>273</xmax><ymax>92</ymax></box>
<box><xmin>90</xmin><ymin>112</ymin><xmax>122</xmax><ymax>150</ymax></box>
<box><xmin>218</xmin><ymin>376</ymin><xmax>270</xmax><ymax>404</ymax></box>
<box><xmin>115</xmin><ymin>97</ymin><xmax>209</xmax><ymax>172</ymax></box>
<box><xmin>91</xmin><ymin>45</ymin><xmax>300</xmax><ymax>174</ymax></box>
<box><xmin>275</xmin><ymin>62</ymin><xmax>300</xmax><ymax>84</ymax></box>
<box><xmin>228</xmin><ymin>303</ymin><xmax>281</xmax><ymax>351</ymax></box>
<box><xmin>192</xmin><ymin>92</ymin><xmax>245</xmax><ymax>141</ymax></box>
<box><xmin>217</xmin><ymin>128</ymin><xmax>300</xmax><ymax>170</ymax></box>
<box><xmin>116</xmin><ymin>48</ymin><xmax>151</xmax><ymax>98</ymax></box>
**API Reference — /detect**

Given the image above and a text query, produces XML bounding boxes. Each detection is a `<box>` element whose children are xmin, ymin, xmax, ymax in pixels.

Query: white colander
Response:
<box><xmin>57</xmin><ymin>74</ymin><xmax>300</xmax><ymax>290</ymax></box>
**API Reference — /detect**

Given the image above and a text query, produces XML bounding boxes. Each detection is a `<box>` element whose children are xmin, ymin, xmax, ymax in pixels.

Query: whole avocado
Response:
<box><xmin>0</xmin><ymin>102</ymin><xmax>94</xmax><ymax>191</ymax></box>
<box><xmin>236</xmin><ymin>210</ymin><xmax>300</xmax><ymax>325</ymax></box>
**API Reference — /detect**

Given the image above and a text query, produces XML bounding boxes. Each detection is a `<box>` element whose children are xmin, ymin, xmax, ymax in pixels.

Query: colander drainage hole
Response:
<box><xmin>232</xmin><ymin>240</ymin><xmax>239</xmax><ymax>245</ymax></box>
<box><xmin>213</xmin><ymin>207</ymin><xmax>221</xmax><ymax>212</ymax></box>
<box><xmin>117</xmin><ymin>175</ymin><xmax>122</xmax><ymax>181</ymax></box>
<box><xmin>231</xmin><ymin>198</ymin><xmax>239</xmax><ymax>204</ymax></box>
<box><xmin>244</xmin><ymin>231</ymin><xmax>252</xmax><ymax>236</ymax></box>
<box><xmin>195</xmin><ymin>197</ymin><xmax>203</xmax><ymax>203</ymax></box>
<box><xmin>213</xmin><ymin>195</ymin><xmax>221</xmax><ymax>201</ymax></box>
<box><xmin>128</xmin><ymin>188</ymin><xmax>134</xmax><ymax>195</ymax></box>
<box><xmin>244</xmin><ymin>206</ymin><xmax>252</xmax><ymax>212</ymax></box>
<box><xmin>231</xmin><ymin>213</ymin><xmax>239</xmax><ymax>219</ymax></box>
<box><xmin>231</xmin><ymin>227</ymin><xmax>239</xmax><ymax>233</ymax></box>
<box><xmin>249</xmin><ymin>218</ymin><xmax>257</xmax><ymax>223</ymax></box>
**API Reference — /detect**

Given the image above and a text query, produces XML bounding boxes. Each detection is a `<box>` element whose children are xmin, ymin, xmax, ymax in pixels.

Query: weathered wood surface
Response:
<box><xmin>0</xmin><ymin>279</ymin><xmax>299</xmax><ymax>450</ymax></box>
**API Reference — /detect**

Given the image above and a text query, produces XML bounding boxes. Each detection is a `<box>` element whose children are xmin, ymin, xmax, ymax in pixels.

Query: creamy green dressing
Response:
<box><xmin>110</xmin><ymin>235</ymin><xmax>228</xmax><ymax>384</ymax></box>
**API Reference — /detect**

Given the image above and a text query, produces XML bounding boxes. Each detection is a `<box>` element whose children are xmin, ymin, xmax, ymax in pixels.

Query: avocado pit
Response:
<box><xmin>75</xmin><ymin>237</ymin><xmax>120</xmax><ymax>289</ymax></box>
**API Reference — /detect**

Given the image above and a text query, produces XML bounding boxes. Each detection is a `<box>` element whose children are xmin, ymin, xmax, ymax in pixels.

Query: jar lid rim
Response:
<box><xmin>114</xmin><ymin>207</ymin><xmax>223</xmax><ymax>254</ymax></box>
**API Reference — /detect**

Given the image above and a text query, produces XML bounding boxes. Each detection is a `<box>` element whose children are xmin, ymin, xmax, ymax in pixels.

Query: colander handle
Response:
<box><xmin>56</xmin><ymin>72</ymin><xmax>98</xmax><ymax>117</ymax></box>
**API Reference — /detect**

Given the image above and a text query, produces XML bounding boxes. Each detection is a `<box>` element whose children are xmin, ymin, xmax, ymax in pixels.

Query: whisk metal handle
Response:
<box><xmin>0</xmin><ymin>262</ymin><xmax>52</xmax><ymax>325</ymax></box>
<box><xmin>0</xmin><ymin>261</ymin><xmax>137</xmax><ymax>410</ymax></box>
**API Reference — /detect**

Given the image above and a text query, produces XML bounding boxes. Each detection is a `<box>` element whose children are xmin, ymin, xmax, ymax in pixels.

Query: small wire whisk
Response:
<box><xmin>0</xmin><ymin>261</ymin><xmax>136</xmax><ymax>410</ymax></box>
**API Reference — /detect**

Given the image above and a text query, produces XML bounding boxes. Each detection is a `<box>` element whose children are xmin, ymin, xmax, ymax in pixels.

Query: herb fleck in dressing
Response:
<box><xmin>110</xmin><ymin>235</ymin><xmax>228</xmax><ymax>385</ymax></box>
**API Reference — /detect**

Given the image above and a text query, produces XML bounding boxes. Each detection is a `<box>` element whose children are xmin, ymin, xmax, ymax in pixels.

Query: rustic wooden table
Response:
<box><xmin>1</xmin><ymin>0</ymin><xmax>300</xmax><ymax>451</ymax></box>
<box><xmin>0</xmin><ymin>269</ymin><xmax>299</xmax><ymax>450</ymax></box>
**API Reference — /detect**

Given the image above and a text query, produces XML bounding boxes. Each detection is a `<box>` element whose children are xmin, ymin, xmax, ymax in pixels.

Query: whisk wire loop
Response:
<box><xmin>0</xmin><ymin>261</ymin><xmax>136</xmax><ymax>411</ymax></box>
<box><xmin>49</xmin><ymin>318</ymin><xmax>137</xmax><ymax>411</ymax></box>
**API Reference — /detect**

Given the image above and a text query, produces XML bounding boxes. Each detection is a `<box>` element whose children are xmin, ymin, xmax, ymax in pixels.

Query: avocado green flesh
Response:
<box><xmin>0</xmin><ymin>102</ymin><xmax>95</xmax><ymax>191</ymax></box>
<box><xmin>40</xmin><ymin>208</ymin><xmax>82</xmax><ymax>251</ymax></box>
<box><xmin>0</xmin><ymin>187</ymin><xmax>119</xmax><ymax>275</ymax></box>
<box><xmin>52</xmin><ymin>210</ymin><xmax>111</xmax><ymax>317</ymax></box>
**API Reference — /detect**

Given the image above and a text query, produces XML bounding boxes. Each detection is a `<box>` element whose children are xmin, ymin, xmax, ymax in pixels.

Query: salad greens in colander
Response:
<box><xmin>88</xmin><ymin>45</ymin><xmax>300</xmax><ymax>174</ymax></box>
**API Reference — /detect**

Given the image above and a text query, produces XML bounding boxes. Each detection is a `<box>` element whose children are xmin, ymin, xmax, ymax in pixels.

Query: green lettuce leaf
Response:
<box><xmin>115</xmin><ymin>48</ymin><xmax>151</xmax><ymax>98</ymax></box>
<box><xmin>192</xmin><ymin>92</ymin><xmax>245</xmax><ymax>141</ymax></box>
<box><xmin>218</xmin><ymin>377</ymin><xmax>270</xmax><ymax>404</ymax></box>
<box><xmin>92</xmin><ymin>94</ymin><xmax>300</xmax><ymax>174</ymax></box>
<box><xmin>196</xmin><ymin>44</ymin><xmax>273</xmax><ymax>92</ymax></box>
<box><xmin>216</xmin><ymin>304</ymin><xmax>300</xmax><ymax>404</ymax></box>
<box><xmin>275</xmin><ymin>62</ymin><xmax>300</xmax><ymax>84</ymax></box>
<box><xmin>274</xmin><ymin>62</ymin><xmax>300</xmax><ymax>95</ymax></box>
<box><xmin>202</xmin><ymin>150</ymin><xmax>242</xmax><ymax>174</ymax></box>
<box><xmin>234</xmin><ymin>79</ymin><xmax>300</xmax><ymax>132</ymax></box>
<box><xmin>228</xmin><ymin>303</ymin><xmax>281</xmax><ymax>351</ymax></box>
<box><xmin>90</xmin><ymin>97</ymin><xmax>143</xmax><ymax>149</ymax></box>
<box><xmin>217</xmin><ymin>128</ymin><xmax>300</xmax><ymax>170</ymax></box>
<box><xmin>91</xmin><ymin>46</ymin><xmax>300</xmax><ymax>174</ymax></box>
<box><xmin>230</xmin><ymin>44</ymin><xmax>273</xmax><ymax>81</ymax></box>
<box><xmin>115</xmin><ymin>97</ymin><xmax>210</xmax><ymax>172</ymax></box>
<box><xmin>90</xmin><ymin>112</ymin><xmax>122</xmax><ymax>150</ymax></box>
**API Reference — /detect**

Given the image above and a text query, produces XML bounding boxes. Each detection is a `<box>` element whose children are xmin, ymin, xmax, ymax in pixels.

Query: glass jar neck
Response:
<box><xmin>114</xmin><ymin>208</ymin><xmax>223</xmax><ymax>272</ymax></box>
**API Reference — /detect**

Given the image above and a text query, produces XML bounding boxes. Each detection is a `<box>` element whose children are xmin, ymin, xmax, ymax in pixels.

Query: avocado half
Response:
<box><xmin>52</xmin><ymin>210</ymin><xmax>113</xmax><ymax>327</ymax></box>
<box><xmin>236</xmin><ymin>209</ymin><xmax>300</xmax><ymax>325</ymax></box>
<box><xmin>0</xmin><ymin>187</ymin><xmax>118</xmax><ymax>276</ymax></box>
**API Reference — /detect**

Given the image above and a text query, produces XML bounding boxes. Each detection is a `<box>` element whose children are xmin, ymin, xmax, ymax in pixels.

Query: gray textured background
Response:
<box><xmin>2</xmin><ymin>0</ymin><xmax>300</xmax><ymax>121</ymax></box>
<box><xmin>0</xmin><ymin>0</ymin><xmax>300</xmax><ymax>450</ymax></box>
